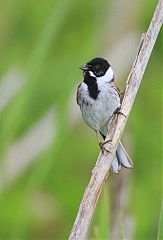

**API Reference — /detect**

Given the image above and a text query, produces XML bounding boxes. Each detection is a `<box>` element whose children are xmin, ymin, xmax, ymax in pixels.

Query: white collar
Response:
<box><xmin>89</xmin><ymin>67</ymin><xmax>114</xmax><ymax>85</ymax></box>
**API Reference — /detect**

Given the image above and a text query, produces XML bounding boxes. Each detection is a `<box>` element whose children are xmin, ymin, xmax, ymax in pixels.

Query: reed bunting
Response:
<box><xmin>77</xmin><ymin>57</ymin><xmax>133</xmax><ymax>174</ymax></box>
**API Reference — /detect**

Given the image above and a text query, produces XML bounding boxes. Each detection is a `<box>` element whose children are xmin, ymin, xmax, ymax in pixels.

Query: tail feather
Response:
<box><xmin>111</xmin><ymin>155</ymin><xmax>119</xmax><ymax>174</ymax></box>
<box><xmin>111</xmin><ymin>142</ymin><xmax>133</xmax><ymax>174</ymax></box>
<box><xmin>117</xmin><ymin>142</ymin><xmax>133</xmax><ymax>169</ymax></box>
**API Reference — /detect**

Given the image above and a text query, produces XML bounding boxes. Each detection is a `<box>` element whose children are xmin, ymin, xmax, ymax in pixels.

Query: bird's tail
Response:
<box><xmin>111</xmin><ymin>142</ymin><xmax>133</xmax><ymax>174</ymax></box>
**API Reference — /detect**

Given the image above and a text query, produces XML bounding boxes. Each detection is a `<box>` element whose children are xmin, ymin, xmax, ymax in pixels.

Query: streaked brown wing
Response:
<box><xmin>110</xmin><ymin>80</ymin><xmax>121</xmax><ymax>97</ymax></box>
<box><xmin>76</xmin><ymin>83</ymin><xmax>81</xmax><ymax>105</ymax></box>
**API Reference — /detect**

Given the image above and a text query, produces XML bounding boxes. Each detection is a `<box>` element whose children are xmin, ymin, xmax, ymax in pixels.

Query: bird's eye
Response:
<box><xmin>94</xmin><ymin>64</ymin><xmax>100</xmax><ymax>70</ymax></box>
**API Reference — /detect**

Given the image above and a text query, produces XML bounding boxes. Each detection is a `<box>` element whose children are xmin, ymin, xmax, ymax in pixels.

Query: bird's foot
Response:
<box><xmin>99</xmin><ymin>140</ymin><xmax>112</xmax><ymax>154</ymax></box>
<box><xmin>114</xmin><ymin>107</ymin><xmax>126</xmax><ymax>117</ymax></box>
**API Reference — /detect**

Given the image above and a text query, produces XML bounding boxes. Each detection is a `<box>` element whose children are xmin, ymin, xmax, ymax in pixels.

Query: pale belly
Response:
<box><xmin>80</xmin><ymin>96</ymin><xmax>119</xmax><ymax>131</ymax></box>
<box><xmin>81</xmin><ymin>101</ymin><xmax>108</xmax><ymax>131</ymax></box>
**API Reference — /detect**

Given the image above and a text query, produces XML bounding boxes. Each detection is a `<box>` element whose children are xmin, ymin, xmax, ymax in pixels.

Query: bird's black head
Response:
<box><xmin>80</xmin><ymin>57</ymin><xmax>110</xmax><ymax>77</ymax></box>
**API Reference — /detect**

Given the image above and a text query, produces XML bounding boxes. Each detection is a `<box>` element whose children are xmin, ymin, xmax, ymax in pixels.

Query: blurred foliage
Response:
<box><xmin>0</xmin><ymin>0</ymin><xmax>162</xmax><ymax>239</ymax></box>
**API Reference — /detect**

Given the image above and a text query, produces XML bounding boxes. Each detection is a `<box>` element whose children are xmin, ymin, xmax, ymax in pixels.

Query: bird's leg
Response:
<box><xmin>96</xmin><ymin>131</ymin><xmax>112</xmax><ymax>154</ymax></box>
<box><xmin>95</xmin><ymin>131</ymin><xmax>102</xmax><ymax>144</ymax></box>
<box><xmin>100</xmin><ymin>140</ymin><xmax>112</xmax><ymax>154</ymax></box>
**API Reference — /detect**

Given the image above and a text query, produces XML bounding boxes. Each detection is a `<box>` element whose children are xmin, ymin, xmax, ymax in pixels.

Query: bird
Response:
<box><xmin>76</xmin><ymin>57</ymin><xmax>133</xmax><ymax>174</ymax></box>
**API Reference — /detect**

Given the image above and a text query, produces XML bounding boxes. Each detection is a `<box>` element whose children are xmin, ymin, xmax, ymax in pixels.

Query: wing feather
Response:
<box><xmin>76</xmin><ymin>83</ymin><xmax>81</xmax><ymax>105</ymax></box>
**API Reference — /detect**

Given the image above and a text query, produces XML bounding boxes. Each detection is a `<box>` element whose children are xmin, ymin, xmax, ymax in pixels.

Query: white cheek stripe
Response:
<box><xmin>89</xmin><ymin>71</ymin><xmax>96</xmax><ymax>77</ymax></box>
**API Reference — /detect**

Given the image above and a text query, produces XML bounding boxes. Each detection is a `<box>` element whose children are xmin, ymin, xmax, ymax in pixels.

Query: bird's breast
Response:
<box><xmin>78</xmin><ymin>82</ymin><xmax>120</xmax><ymax>131</ymax></box>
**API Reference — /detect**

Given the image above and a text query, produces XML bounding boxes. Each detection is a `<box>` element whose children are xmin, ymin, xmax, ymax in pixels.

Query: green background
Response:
<box><xmin>0</xmin><ymin>0</ymin><xmax>162</xmax><ymax>239</ymax></box>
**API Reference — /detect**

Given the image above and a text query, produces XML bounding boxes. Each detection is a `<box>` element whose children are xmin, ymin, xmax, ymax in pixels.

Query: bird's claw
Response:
<box><xmin>114</xmin><ymin>107</ymin><xmax>126</xmax><ymax>117</ymax></box>
<box><xmin>99</xmin><ymin>140</ymin><xmax>112</xmax><ymax>154</ymax></box>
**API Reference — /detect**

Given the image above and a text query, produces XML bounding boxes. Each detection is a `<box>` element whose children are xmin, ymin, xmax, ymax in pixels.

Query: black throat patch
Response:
<box><xmin>84</xmin><ymin>72</ymin><xmax>100</xmax><ymax>100</ymax></box>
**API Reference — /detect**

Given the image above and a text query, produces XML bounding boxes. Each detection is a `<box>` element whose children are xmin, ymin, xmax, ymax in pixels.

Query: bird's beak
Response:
<box><xmin>79</xmin><ymin>64</ymin><xmax>88</xmax><ymax>71</ymax></box>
